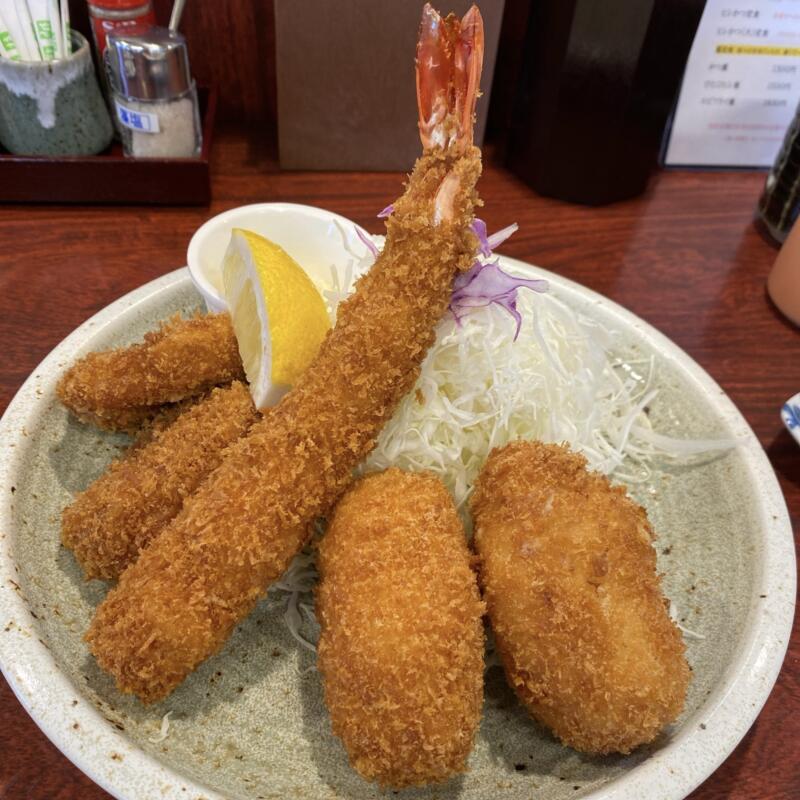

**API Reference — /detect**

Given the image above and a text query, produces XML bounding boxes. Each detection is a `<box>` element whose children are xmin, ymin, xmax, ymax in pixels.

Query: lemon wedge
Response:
<box><xmin>221</xmin><ymin>228</ymin><xmax>331</xmax><ymax>409</ymax></box>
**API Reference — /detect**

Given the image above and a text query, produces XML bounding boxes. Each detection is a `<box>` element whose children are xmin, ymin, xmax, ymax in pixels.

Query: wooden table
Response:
<box><xmin>0</xmin><ymin>130</ymin><xmax>797</xmax><ymax>799</ymax></box>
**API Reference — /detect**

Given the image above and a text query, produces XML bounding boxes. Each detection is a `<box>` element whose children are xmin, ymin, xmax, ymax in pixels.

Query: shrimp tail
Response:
<box><xmin>416</xmin><ymin>4</ymin><xmax>484</xmax><ymax>152</ymax></box>
<box><xmin>455</xmin><ymin>5</ymin><xmax>484</xmax><ymax>146</ymax></box>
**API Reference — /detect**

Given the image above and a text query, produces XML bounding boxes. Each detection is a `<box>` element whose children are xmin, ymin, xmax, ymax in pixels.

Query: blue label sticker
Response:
<box><xmin>115</xmin><ymin>101</ymin><xmax>160</xmax><ymax>134</ymax></box>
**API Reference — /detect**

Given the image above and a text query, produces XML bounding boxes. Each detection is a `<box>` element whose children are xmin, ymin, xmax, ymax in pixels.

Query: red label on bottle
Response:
<box><xmin>91</xmin><ymin>10</ymin><xmax>157</xmax><ymax>56</ymax></box>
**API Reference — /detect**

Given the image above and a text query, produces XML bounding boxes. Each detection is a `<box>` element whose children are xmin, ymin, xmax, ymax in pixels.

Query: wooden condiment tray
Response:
<box><xmin>0</xmin><ymin>87</ymin><xmax>216</xmax><ymax>205</ymax></box>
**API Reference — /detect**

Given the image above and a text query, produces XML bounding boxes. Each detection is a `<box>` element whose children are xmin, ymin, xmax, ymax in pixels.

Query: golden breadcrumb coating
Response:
<box><xmin>129</xmin><ymin>397</ymin><xmax>205</xmax><ymax>446</ymax></box>
<box><xmin>471</xmin><ymin>441</ymin><xmax>690</xmax><ymax>755</ymax></box>
<box><xmin>86</xmin><ymin>396</ymin><xmax>203</xmax><ymax>439</ymax></box>
<box><xmin>61</xmin><ymin>382</ymin><xmax>258</xmax><ymax>581</ymax></box>
<box><xmin>85</xmin><ymin>145</ymin><xmax>482</xmax><ymax>703</ymax></box>
<box><xmin>317</xmin><ymin>469</ymin><xmax>485</xmax><ymax>788</ymax></box>
<box><xmin>57</xmin><ymin>313</ymin><xmax>243</xmax><ymax>429</ymax></box>
<box><xmin>67</xmin><ymin>404</ymin><xmax>172</xmax><ymax>435</ymax></box>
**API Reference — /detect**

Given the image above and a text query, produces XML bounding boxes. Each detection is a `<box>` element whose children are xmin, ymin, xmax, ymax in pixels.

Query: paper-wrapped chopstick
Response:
<box><xmin>28</xmin><ymin>0</ymin><xmax>63</xmax><ymax>60</ymax></box>
<box><xmin>0</xmin><ymin>9</ymin><xmax>22</xmax><ymax>61</ymax></box>
<box><xmin>59</xmin><ymin>0</ymin><xmax>69</xmax><ymax>56</ymax></box>
<box><xmin>0</xmin><ymin>0</ymin><xmax>71</xmax><ymax>61</ymax></box>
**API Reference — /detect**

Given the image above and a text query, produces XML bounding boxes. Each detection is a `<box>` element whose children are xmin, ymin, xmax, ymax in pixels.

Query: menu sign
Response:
<box><xmin>665</xmin><ymin>0</ymin><xmax>800</xmax><ymax>167</ymax></box>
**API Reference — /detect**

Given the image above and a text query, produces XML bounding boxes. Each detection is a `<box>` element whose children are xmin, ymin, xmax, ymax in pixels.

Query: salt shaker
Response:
<box><xmin>105</xmin><ymin>27</ymin><xmax>202</xmax><ymax>158</ymax></box>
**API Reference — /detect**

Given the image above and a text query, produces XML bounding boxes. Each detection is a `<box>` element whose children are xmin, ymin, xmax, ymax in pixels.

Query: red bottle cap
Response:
<box><xmin>90</xmin><ymin>0</ymin><xmax>152</xmax><ymax>9</ymax></box>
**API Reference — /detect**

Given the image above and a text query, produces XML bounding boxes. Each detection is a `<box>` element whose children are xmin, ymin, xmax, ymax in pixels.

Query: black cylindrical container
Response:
<box><xmin>506</xmin><ymin>0</ymin><xmax>704</xmax><ymax>206</ymax></box>
<box><xmin>758</xmin><ymin>102</ymin><xmax>800</xmax><ymax>245</ymax></box>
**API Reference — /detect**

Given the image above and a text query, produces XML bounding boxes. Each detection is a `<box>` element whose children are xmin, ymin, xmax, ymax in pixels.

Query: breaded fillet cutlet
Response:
<box><xmin>57</xmin><ymin>313</ymin><xmax>243</xmax><ymax>431</ymax></box>
<box><xmin>66</xmin><ymin>403</ymin><xmax>173</xmax><ymax>434</ymax></box>
<box><xmin>471</xmin><ymin>441</ymin><xmax>690</xmax><ymax>755</ymax></box>
<box><xmin>317</xmin><ymin>469</ymin><xmax>485</xmax><ymax>788</ymax></box>
<box><xmin>61</xmin><ymin>382</ymin><xmax>258</xmax><ymax>581</ymax></box>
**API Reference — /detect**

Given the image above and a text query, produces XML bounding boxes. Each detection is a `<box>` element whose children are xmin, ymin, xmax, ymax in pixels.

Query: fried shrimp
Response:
<box><xmin>317</xmin><ymin>469</ymin><xmax>485</xmax><ymax>788</ymax></box>
<box><xmin>61</xmin><ymin>382</ymin><xmax>258</xmax><ymax>581</ymax></box>
<box><xmin>471</xmin><ymin>441</ymin><xmax>690</xmax><ymax>755</ymax></box>
<box><xmin>86</xmin><ymin>4</ymin><xmax>486</xmax><ymax>704</ymax></box>
<box><xmin>57</xmin><ymin>313</ymin><xmax>243</xmax><ymax>431</ymax></box>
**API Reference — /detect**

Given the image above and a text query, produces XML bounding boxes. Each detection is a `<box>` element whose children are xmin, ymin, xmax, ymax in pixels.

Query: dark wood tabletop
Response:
<box><xmin>0</xmin><ymin>129</ymin><xmax>797</xmax><ymax>800</ymax></box>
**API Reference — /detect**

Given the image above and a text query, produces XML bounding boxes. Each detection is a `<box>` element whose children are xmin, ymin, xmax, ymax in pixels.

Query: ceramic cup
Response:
<box><xmin>0</xmin><ymin>31</ymin><xmax>113</xmax><ymax>156</ymax></box>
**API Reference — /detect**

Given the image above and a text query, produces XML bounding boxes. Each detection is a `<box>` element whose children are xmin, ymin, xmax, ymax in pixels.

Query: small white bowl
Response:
<box><xmin>187</xmin><ymin>203</ymin><xmax>375</xmax><ymax>312</ymax></box>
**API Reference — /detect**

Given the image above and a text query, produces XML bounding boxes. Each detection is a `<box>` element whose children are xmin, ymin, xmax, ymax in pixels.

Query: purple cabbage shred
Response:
<box><xmin>471</xmin><ymin>218</ymin><xmax>492</xmax><ymax>257</ymax></box>
<box><xmin>487</xmin><ymin>222</ymin><xmax>519</xmax><ymax>251</ymax></box>
<box><xmin>369</xmin><ymin>207</ymin><xmax>543</xmax><ymax>339</ymax></box>
<box><xmin>450</xmin><ymin>219</ymin><xmax>545</xmax><ymax>339</ymax></box>
<box><xmin>450</xmin><ymin>260</ymin><xmax>548</xmax><ymax>340</ymax></box>
<box><xmin>355</xmin><ymin>226</ymin><xmax>379</xmax><ymax>257</ymax></box>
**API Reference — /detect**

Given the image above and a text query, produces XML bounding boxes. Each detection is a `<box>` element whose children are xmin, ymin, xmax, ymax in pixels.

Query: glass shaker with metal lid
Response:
<box><xmin>105</xmin><ymin>27</ymin><xmax>202</xmax><ymax>159</ymax></box>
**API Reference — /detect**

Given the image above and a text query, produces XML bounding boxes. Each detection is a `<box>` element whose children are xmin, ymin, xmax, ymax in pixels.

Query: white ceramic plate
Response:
<box><xmin>0</xmin><ymin>258</ymin><xmax>795</xmax><ymax>800</ymax></box>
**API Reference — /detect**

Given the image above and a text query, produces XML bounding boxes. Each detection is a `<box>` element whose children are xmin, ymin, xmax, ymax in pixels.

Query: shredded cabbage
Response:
<box><xmin>148</xmin><ymin>711</ymin><xmax>173</xmax><ymax>743</ymax></box>
<box><xmin>361</xmin><ymin>283</ymin><xmax>735</xmax><ymax>518</ymax></box>
<box><xmin>268</xmin><ymin>228</ymin><xmax>735</xmax><ymax>651</ymax></box>
<box><xmin>669</xmin><ymin>600</ymin><xmax>706</xmax><ymax>640</ymax></box>
<box><xmin>267</xmin><ymin>546</ymin><xmax>319</xmax><ymax>652</ymax></box>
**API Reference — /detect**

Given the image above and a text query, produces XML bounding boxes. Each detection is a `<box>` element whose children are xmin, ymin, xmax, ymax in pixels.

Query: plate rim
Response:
<box><xmin>0</xmin><ymin>262</ymin><xmax>795</xmax><ymax>800</ymax></box>
<box><xmin>0</xmin><ymin>269</ymin><xmax>229</xmax><ymax>800</ymax></box>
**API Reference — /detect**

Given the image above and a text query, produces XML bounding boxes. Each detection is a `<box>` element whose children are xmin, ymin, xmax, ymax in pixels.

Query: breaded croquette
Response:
<box><xmin>317</xmin><ymin>469</ymin><xmax>485</xmax><ymax>788</ymax></box>
<box><xmin>57</xmin><ymin>313</ymin><xmax>243</xmax><ymax>431</ymax></box>
<box><xmin>85</xmin><ymin>5</ymin><xmax>485</xmax><ymax>704</ymax></box>
<box><xmin>471</xmin><ymin>441</ymin><xmax>690</xmax><ymax>755</ymax></box>
<box><xmin>61</xmin><ymin>382</ymin><xmax>258</xmax><ymax>581</ymax></box>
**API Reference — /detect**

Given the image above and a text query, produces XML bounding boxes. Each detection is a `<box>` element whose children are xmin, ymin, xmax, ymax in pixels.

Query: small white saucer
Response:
<box><xmin>186</xmin><ymin>202</ymin><xmax>374</xmax><ymax>312</ymax></box>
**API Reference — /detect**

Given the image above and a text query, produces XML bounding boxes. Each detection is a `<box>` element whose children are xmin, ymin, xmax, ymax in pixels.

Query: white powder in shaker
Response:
<box><xmin>124</xmin><ymin>96</ymin><xmax>198</xmax><ymax>158</ymax></box>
